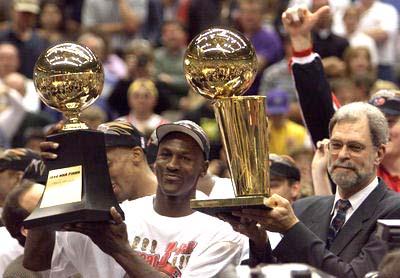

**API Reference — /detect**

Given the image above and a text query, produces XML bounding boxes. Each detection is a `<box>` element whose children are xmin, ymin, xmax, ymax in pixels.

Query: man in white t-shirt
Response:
<box><xmin>356</xmin><ymin>0</ymin><xmax>398</xmax><ymax>81</ymax></box>
<box><xmin>24</xmin><ymin>120</ymin><xmax>248</xmax><ymax>277</ymax></box>
<box><xmin>0</xmin><ymin>148</ymin><xmax>41</xmax><ymax>218</ymax></box>
<box><xmin>0</xmin><ymin>227</ymin><xmax>23</xmax><ymax>276</ymax></box>
<box><xmin>1</xmin><ymin>180</ymin><xmax>44</xmax><ymax>277</ymax></box>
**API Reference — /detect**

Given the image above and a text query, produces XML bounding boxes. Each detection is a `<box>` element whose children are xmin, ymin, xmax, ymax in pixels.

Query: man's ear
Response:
<box><xmin>16</xmin><ymin>170</ymin><xmax>24</xmax><ymax>184</ymax></box>
<box><xmin>20</xmin><ymin>226</ymin><xmax>28</xmax><ymax>238</ymax></box>
<box><xmin>290</xmin><ymin>181</ymin><xmax>301</xmax><ymax>202</ymax></box>
<box><xmin>375</xmin><ymin>144</ymin><xmax>386</xmax><ymax>166</ymax></box>
<box><xmin>131</xmin><ymin>146</ymin><xmax>145</xmax><ymax>164</ymax></box>
<box><xmin>200</xmin><ymin>160</ymin><xmax>209</xmax><ymax>177</ymax></box>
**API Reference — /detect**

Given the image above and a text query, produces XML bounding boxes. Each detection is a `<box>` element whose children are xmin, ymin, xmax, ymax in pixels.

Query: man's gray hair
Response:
<box><xmin>328</xmin><ymin>102</ymin><xmax>389</xmax><ymax>148</ymax></box>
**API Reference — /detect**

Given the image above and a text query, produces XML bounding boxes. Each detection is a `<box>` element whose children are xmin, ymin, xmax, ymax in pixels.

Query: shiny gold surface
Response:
<box><xmin>191</xmin><ymin>196</ymin><xmax>268</xmax><ymax>209</ymax></box>
<box><xmin>214</xmin><ymin>96</ymin><xmax>269</xmax><ymax>196</ymax></box>
<box><xmin>184</xmin><ymin>28</ymin><xmax>270</xmax><ymax>211</ymax></box>
<box><xmin>190</xmin><ymin>196</ymin><xmax>270</xmax><ymax>216</ymax></box>
<box><xmin>184</xmin><ymin>27</ymin><xmax>257</xmax><ymax>99</ymax></box>
<box><xmin>34</xmin><ymin>43</ymin><xmax>104</xmax><ymax>130</ymax></box>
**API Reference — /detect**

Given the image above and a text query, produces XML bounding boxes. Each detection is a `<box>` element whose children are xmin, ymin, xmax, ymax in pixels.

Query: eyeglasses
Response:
<box><xmin>328</xmin><ymin>140</ymin><xmax>367</xmax><ymax>155</ymax></box>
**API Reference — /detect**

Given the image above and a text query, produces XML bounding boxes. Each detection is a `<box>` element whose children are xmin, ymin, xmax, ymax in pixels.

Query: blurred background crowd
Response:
<box><xmin>0</xmin><ymin>0</ymin><xmax>399</xmax><ymax>198</ymax></box>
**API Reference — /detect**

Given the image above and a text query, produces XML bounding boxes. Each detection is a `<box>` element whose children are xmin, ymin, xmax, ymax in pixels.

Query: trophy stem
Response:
<box><xmin>213</xmin><ymin>96</ymin><xmax>269</xmax><ymax>197</ymax></box>
<box><xmin>63</xmin><ymin>111</ymin><xmax>88</xmax><ymax>130</ymax></box>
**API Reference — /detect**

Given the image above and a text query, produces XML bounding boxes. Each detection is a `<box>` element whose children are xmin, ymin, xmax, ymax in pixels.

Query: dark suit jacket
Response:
<box><xmin>272</xmin><ymin>181</ymin><xmax>400</xmax><ymax>277</ymax></box>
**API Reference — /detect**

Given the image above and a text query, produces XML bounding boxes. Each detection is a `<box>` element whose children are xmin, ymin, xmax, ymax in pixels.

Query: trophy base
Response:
<box><xmin>23</xmin><ymin>202</ymin><xmax>119</xmax><ymax>230</ymax></box>
<box><xmin>23</xmin><ymin>130</ymin><xmax>123</xmax><ymax>229</ymax></box>
<box><xmin>190</xmin><ymin>195</ymin><xmax>271</xmax><ymax>217</ymax></box>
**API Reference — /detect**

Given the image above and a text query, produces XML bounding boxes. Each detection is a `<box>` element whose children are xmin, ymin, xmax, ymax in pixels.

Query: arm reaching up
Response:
<box><xmin>282</xmin><ymin>5</ymin><xmax>336</xmax><ymax>146</ymax></box>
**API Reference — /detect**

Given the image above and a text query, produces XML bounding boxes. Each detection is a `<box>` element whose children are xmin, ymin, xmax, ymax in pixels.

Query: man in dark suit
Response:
<box><xmin>225</xmin><ymin>6</ymin><xmax>400</xmax><ymax>277</ymax></box>
<box><xmin>235</xmin><ymin>100</ymin><xmax>400</xmax><ymax>278</ymax></box>
<box><xmin>230</xmin><ymin>7</ymin><xmax>400</xmax><ymax>277</ymax></box>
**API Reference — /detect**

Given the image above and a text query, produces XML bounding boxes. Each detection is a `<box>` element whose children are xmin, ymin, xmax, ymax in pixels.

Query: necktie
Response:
<box><xmin>327</xmin><ymin>199</ymin><xmax>351</xmax><ymax>248</ymax></box>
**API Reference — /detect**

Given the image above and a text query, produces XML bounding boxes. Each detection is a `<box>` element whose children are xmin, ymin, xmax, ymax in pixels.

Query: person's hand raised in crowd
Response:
<box><xmin>282</xmin><ymin>5</ymin><xmax>330</xmax><ymax>51</ymax></box>
<box><xmin>39</xmin><ymin>121</ymin><xmax>64</xmax><ymax>160</ymax></box>
<box><xmin>232</xmin><ymin>194</ymin><xmax>299</xmax><ymax>233</ymax></box>
<box><xmin>62</xmin><ymin>207</ymin><xmax>131</xmax><ymax>257</ymax></box>
<box><xmin>312</xmin><ymin>139</ymin><xmax>333</xmax><ymax>195</ymax></box>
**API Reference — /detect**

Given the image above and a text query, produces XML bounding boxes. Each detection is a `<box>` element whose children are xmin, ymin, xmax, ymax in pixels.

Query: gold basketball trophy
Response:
<box><xmin>185</xmin><ymin>28</ymin><xmax>270</xmax><ymax>214</ymax></box>
<box><xmin>24</xmin><ymin>43</ymin><xmax>123</xmax><ymax>228</ymax></box>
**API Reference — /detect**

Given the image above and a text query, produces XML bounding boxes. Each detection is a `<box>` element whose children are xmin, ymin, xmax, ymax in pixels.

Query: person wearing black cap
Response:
<box><xmin>269</xmin><ymin>154</ymin><xmax>301</xmax><ymax>203</ymax></box>
<box><xmin>0</xmin><ymin>148</ymin><xmax>40</xmax><ymax>213</ymax></box>
<box><xmin>1</xmin><ymin>180</ymin><xmax>44</xmax><ymax>277</ymax></box>
<box><xmin>97</xmin><ymin>120</ymin><xmax>157</xmax><ymax>202</ymax></box>
<box><xmin>24</xmin><ymin>120</ymin><xmax>248</xmax><ymax>278</ymax></box>
<box><xmin>23</xmin><ymin>120</ymin><xmax>158</xmax><ymax>275</ymax></box>
<box><xmin>369</xmin><ymin>90</ymin><xmax>400</xmax><ymax>191</ymax></box>
<box><xmin>40</xmin><ymin>120</ymin><xmax>158</xmax><ymax>203</ymax></box>
<box><xmin>0</xmin><ymin>147</ymin><xmax>41</xmax><ymax>275</ymax></box>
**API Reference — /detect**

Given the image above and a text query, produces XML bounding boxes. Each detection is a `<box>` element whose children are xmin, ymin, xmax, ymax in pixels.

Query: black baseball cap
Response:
<box><xmin>97</xmin><ymin>120</ymin><xmax>147</xmax><ymax>150</ymax></box>
<box><xmin>0</xmin><ymin>148</ymin><xmax>41</xmax><ymax>172</ymax></box>
<box><xmin>269</xmin><ymin>154</ymin><xmax>301</xmax><ymax>181</ymax></box>
<box><xmin>369</xmin><ymin>90</ymin><xmax>400</xmax><ymax>116</ymax></box>
<box><xmin>156</xmin><ymin>120</ymin><xmax>210</xmax><ymax>160</ymax></box>
<box><xmin>22</xmin><ymin>159</ymin><xmax>48</xmax><ymax>184</ymax></box>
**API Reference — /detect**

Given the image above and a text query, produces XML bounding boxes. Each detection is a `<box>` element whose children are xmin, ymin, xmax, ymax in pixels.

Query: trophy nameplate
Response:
<box><xmin>40</xmin><ymin>165</ymin><xmax>82</xmax><ymax>208</ymax></box>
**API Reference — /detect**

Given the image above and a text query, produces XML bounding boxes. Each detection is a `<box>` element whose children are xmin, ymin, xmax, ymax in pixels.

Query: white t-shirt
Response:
<box><xmin>348</xmin><ymin>31</ymin><xmax>379</xmax><ymax>66</ymax></box>
<box><xmin>50</xmin><ymin>195</ymin><xmax>248</xmax><ymax>278</ymax></box>
<box><xmin>357</xmin><ymin>1</ymin><xmax>398</xmax><ymax>65</ymax></box>
<box><xmin>208</xmin><ymin>176</ymin><xmax>236</xmax><ymax>199</ymax></box>
<box><xmin>0</xmin><ymin>227</ymin><xmax>24</xmax><ymax>276</ymax></box>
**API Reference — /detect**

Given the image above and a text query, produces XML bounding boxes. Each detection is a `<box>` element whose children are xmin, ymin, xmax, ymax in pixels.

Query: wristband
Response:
<box><xmin>292</xmin><ymin>47</ymin><xmax>313</xmax><ymax>58</ymax></box>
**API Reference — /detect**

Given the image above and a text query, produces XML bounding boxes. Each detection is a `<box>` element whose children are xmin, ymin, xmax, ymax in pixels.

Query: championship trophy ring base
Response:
<box><xmin>190</xmin><ymin>196</ymin><xmax>271</xmax><ymax>216</ymax></box>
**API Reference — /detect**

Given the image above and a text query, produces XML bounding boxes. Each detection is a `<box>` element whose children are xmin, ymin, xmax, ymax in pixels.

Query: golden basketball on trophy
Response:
<box><xmin>24</xmin><ymin>43</ymin><xmax>123</xmax><ymax>228</ymax></box>
<box><xmin>184</xmin><ymin>27</ymin><xmax>270</xmax><ymax>214</ymax></box>
<box><xmin>34</xmin><ymin>42</ymin><xmax>103</xmax><ymax>130</ymax></box>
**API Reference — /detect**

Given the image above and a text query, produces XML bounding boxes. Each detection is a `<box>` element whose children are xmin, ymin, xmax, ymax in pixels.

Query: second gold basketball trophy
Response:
<box><xmin>184</xmin><ymin>27</ymin><xmax>270</xmax><ymax>214</ymax></box>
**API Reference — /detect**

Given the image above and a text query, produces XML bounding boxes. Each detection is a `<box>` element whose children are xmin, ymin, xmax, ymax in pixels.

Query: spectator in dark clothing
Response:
<box><xmin>0</xmin><ymin>0</ymin><xmax>49</xmax><ymax>78</ymax></box>
<box><xmin>311</xmin><ymin>0</ymin><xmax>349</xmax><ymax>59</ymax></box>
<box><xmin>141</xmin><ymin>0</ymin><xmax>184</xmax><ymax>46</ymax></box>
<box><xmin>154</xmin><ymin>20</ymin><xmax>189</xmax><ymax>112</ymax></box>
<box><xmin>187</xmin><ymin>0</ymin><xmax>238</xmax><ymax>41</ymax></box>
<box><xmin>37</xmin><ymin>0</ymin><xmax>67</xmax><ymax>45</ymax></box>
<box><xmin>237</xmin><ymin>0</ymin><xmax>283</xmax><ymax>95</ymax></box>
<box><xmin>108</xmin><ymin>39</ymin><xmax>155</xmax><ymax>117</ymax></box>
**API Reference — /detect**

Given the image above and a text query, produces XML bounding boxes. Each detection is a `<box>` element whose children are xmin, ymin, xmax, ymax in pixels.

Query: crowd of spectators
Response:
<box><xmin>0</xmin><ymin>0</ymin><xmax>397</xmax><ymax>195</ymax></box>
<box><xmin>0</xmin><ymin>0</ymin><xmax>400</xmax><ymax>276</ymax></box>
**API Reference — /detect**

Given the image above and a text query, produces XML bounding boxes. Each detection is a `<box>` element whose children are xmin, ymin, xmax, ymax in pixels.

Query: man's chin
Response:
<box><xmin>161</xmin><ymin>186</ymin><xmax>179</xmax><ymax>196</ymax></box>
<box><xmin>332</xmin><ymin>173</ymin><xmax>358</xmax><ymax>189</ymax></box>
